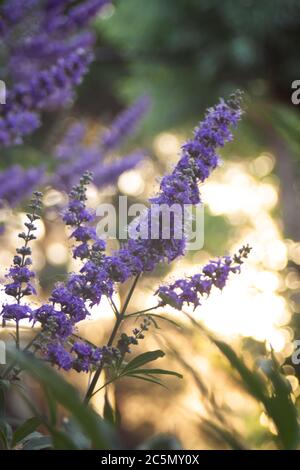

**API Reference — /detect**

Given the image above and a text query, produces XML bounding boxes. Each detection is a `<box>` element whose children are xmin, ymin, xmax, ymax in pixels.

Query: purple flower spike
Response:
<box><xmin>157</xmin><ymin>245</ymin><xmax>251</xmax><ymax>310</ymax></box>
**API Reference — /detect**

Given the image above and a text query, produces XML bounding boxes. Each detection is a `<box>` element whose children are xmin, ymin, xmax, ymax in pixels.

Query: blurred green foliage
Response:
<box><xmin>99</xmin><ymin>0</ymin><xmax>300</xmax><ymax>132</ymax></box>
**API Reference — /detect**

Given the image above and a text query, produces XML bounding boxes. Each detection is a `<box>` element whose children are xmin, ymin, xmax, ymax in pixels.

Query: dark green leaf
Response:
<box><xmin>0</xmin><ymin>380</ymin><xmax>10</xmax><ymax>417</ymax></box>
<box><xmin>126</xmin><ymin>374</ymin><xmax>167</xmax><ymax>389</ymax></box>
<box><xmin>49</xmin><ymin>428</ymin><xmax>79</xmax><ymax>450</ymax></box>
<box><xmin>44</xmin><ymin>388</ymin><xmax>57</xmax><ymax>426</ymax></box>
<box><xmin>138</xmin><ymin>434</ymin><xmax>182</xmax><ymax>450</ymax></box>
<box><xmin>62</xmin><ymin>419</ymin><xmax>90</xmax><ymax>449</ymax></box>
<box><xmin>212</xmin><ymin>339</ymin><xmax>267</xmax><ymax>403</ymax></box>
<box><xmin>126</xmin><ymin>368</ymin><xmax>183</xmax><ymax>379</ymax></box>
<box><xmin>0</xmin><ymin>419</ymin><xmax>12</xmax><ymax>449</ymax></box>
<box><xmin>103</xmin><ymin>392</ymin><xmax>116</xmax><ymax>426</ymax></box>
<box><xmin>23</xmin><ymin>436</ymin><xmax>52</xmax><ymax>450</ymax></box>
<box><xmin>122</xmin><ymin>350</ymin><xmax>165</xmax><ymax>373</ymax></box>
<box><xmin>8</xmin><ymin>349</ymin><xmax>121</xmax><ymax>450</ymax></box>
<box><xmin>259</xmin><ymin>358</ymin><xmax>300</xmax><ymax>449</ymax></box>
<box><xmin>147</xmin><ymin>314</ymin><xmax>181</xmax><ymax>329</ymax></box>
<box><xmin>12</xmin><ymin>417</ymin><xmax>41</xmax><ymax>448</ymax></box>
<box><xmin>158</xmin><ymin>292</ymin><xmax>181</xmax><ymax>310</ymax></box>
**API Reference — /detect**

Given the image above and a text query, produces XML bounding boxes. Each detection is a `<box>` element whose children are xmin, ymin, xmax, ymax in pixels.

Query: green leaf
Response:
<box><xmin>147</xmin><ymin>314</ymin><xmax>181</xmax><ymax>329</ymax></box>
<box><xmin>126</xmin><ymin>368</ymin><xmax>183</xmax><ymax>379</ymax></box>
<box><xmin>103</xmin><ymin>392</ymin><xmax>116</xmax><ymax>426</ymax></box>
<box><xmin>0</xmin><ymin>420</ymin><xmax>12</xmax><ymax>449</ymax></box>
<box><xmin>49</xmin><ymin>428</ymin><xmax>79</xmax><ymax>450</ymax></box>
<box><xmin>0</xmin><ymin>426</ymin><xmax>8</xmax><ymax>450</ymax></box>
<box><xmin>12</xmin><ymin>417</ymin><xmax>41</xmax><ymax>448</ymax></box>
<box><xmin>126</xmin><ymin>374</ymin><xmax>168</xmax><ymax>389</ymax></box>
<box><xmin>62</xmin><ymin>419</ymin><xmax>90</xmax><ymax>449</ymax></box>
<box><xmin>0</xmin><ymin>380</ymin><xmax>10</xmax><ymax>417</ymax></box>
<box><xmin>158</xmin><ymin>292</ymin><xmax>181</xmax><ymax>310</ymax></box>
<box><xmin>23</xmin><ymin>436</ymin><xmax>52</xmax><ymax>450</ymax></box>
<box><xmin>201</xmin><ymin>419</ymin><xmax>248</xmax><ymax>450</ymax></box>
<box><xmin>44</xmin><ymin>388</ymin><xmax>57</xmax><ymax>426</ymax></box>
<box><xmin>211</xmin><ymin>338</ymin><xmax>300</xmax><ymax>449</ymax></box>
<box><xmin>122</xmin><ymin>350</ymin><xmax>165</xmax><ymax>373</ymax></box>
<box><xmin>212</xmin><ymin>339</ymin><xmax>267</xmax><ymax>403</ymax></box>
<box><xmin>138</xmin><ymin>434</ymin><xmax>182</xmax><ymax>450</ymax></box>
<box><xmin>8</xmin><ymin>349</ymin><xmax>121</xmax><ymax>450</ymax></box>
<box><xmin>259</xmin><ymin>357</ymin><xmax>300</xmax><ymax>449</ymax></box>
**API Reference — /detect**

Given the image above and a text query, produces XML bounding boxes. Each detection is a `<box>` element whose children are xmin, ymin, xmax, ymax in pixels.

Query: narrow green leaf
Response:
<box><xmin>0</xmin><ymin>426</ymin><xmax>8</xmax><ymax>450</ymax></box>
<box><xmin>0</xmin><ymin>380</ymin><xmax>10</xmax><ymax>417</ymax></box>
<box><xmin>126</xmin><ymin>374</ymin><xmax>168</xmax><ymax>389</ymax></box>
<box><xmin>138</xmin><ymin>434</ymin><xmax>182</xmax><ymax>450</ymax></box>
<box><xmin>0</xmin><ymin>420</ymin><xmax>12</xmax><ymax>449</ymax></box>
<box><xmin>122</xmin><ymin>350</ymin><xmax>165</xmax><ymax>373</ymax></box>
<box><xmin>12</xmin><ymin>417</ymin><xmax>41</xmax><ymax>448</ymax></box>
<box><xmin>260</xmin><ymin>358</ymin><xmax>300</xmax><ymax>449</ymax></box>
<box><xmin>125</xmin><ymin>368</ymin><xmax>183</xmax><ymax>379</ymax></box>
<box><xmin>8</xmin><ymin>349</ymin><xmax>120</xmax><ymax>450</ymax></box>
<box><xmin>103</xmin><ymin>392</ymin><xmax>116</xmax><ymax>426</ymax></box>
<box><xmin>147</xmin><ymin>314</ymin><xmax>181</xmax><ymax>329</ymax></box>
<box><xmin>23</xmin><ymin>436</ymin><xmax>52</xmax><ymax>450</ymax></box>
<box><xmin>44</xmin><ymin>388</ymin><xmax>57</xmax><ymax>426</ymax></box>
<box><xmin>62</xmin><ymin>419</ymin><xmax>90</xmax><ymax>449</ymax></box>
<box><xmin>49</xmin><ymin>428</ymin><xmax>79</xmax><ymax>450</ymax></box>
<box><xmin>212</xmin><ymin>339</ymin><xmax>267</xmax><ymax>403</ymax></box>
<box><xmin>158</xmin><ymin>292</ymin><xmax>181</xmax><ymax>310</ymax></box>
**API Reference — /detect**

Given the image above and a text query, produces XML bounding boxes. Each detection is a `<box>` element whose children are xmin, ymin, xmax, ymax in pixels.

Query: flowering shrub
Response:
<box><xmin>0</xmin><ymin>0</ymin><xmax>109</xmax><ymax>146</ymax></box>
<box><xmin>0</xmin><ymin>1</ymin><xmax>298</xmax><ymax>453</ymax></box>
<box><xmin>0</xmin><ymin>91</ymin><xmax>251</xmax><ymax>406</ymax></box>
<box><xmin>0</xmin><ymin>0</ymin><xmax>148</xmax><ymax>215</ymax></box>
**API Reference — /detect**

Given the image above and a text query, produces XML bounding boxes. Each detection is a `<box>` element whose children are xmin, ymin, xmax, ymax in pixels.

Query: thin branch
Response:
<box><xmin>84</xmin><ymin>274</ymin><xmax>141</xmax><ymax>403</ymax></box>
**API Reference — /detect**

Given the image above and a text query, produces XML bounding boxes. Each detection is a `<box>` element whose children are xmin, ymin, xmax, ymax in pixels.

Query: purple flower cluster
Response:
<box><xmin>1</xmin><ymin>49</ymin><xmax>93</xmax><ymax>146</ymax></box>
<box><xmin>0</xmin><ymin>165</ymin><xmax>45</xmax><ymax>209</ymax></box>
<box><xmin>0</xmin><ymin>100</ymin><xmax>148</xmax><ymax>234</ymax></box>
<box><xmin>1</xmin><ymin>191</ymin><xmax>42</xmax><ymax>323</ymax></box>
<box><xmin>34</xmin><ymin>173</ymin><xmax>113</xmax><ymax>370</ymax></box>
<box><xmin>152</xmin><ymin>91</ymin><xmax>243</xmax><ymax>206</ymax></box>
<box><xmin>71</xmin><ymin>341</ymin><xmax>102</xmax><ymax>373</ymax></box>
<box><xmin>62</xmin><ymin>172</ymin><xmax>113</xmax><ymax>305</ymax></box>
<box><xmin>46</xmin><ymin>343</ymin><xmax>74</xmax><ymax>371</ymax></box>
<box><xmin>157</xmin><ymin>245</ymin><xmax>251</xmax><ymax>310</ymax></box>
<box><xmin>32</xmin><ymin>305</ymin><xmax>73</xmax><ymax>340</ymax></box>
<box><xmin>45</xmin><ymin>340</ymin><xmax>108</xmax><ymax>372</ymax></box>
<box><xmin>102</xmin><ymin>97</ymin><xmax>150</xmax><ymax>152</ymax></box>
<box><xmin>0</xmin><ymin>0</ymin><xmax>110</xmax><ymax>147</ymax></box>
<box><xmin>51</xmin><ymin>97</ymin><xmax>150</xmax><ymax>193</ymax></box>
<box><xmin>99</xmin><ymin>91</ymin><xmax>244</xmax><ymax>282</ymax></box>
<box><xmin>0</xmin><ymin>0</ymin><xmax>39</xmax><ymax>35</ymax></box>
<box><xmin>0</xmin><ymin>92</ymin><xmax>247</xmax><ymax>377</ymax></box>
<box><xmin>45</xmin><ymin>0</ymin><xmax>110</xmax><ymax>34</ymax></box>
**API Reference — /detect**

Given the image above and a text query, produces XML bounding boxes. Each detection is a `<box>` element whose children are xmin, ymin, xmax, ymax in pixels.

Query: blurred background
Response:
<box><xmin>1</xmin><ymin>0</ymin><xmax>300</xmax><ymax>450</ymax></box>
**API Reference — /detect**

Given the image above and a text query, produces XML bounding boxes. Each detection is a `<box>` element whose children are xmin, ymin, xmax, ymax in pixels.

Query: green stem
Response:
<box><xmin>124</xmin><ymin>304</ymin><xmax>161</xmax><ymax>318</ymax></box>
<box><xmin>16</xmin><ymin>321</ymin><xmax>20</xmax><ymax>350</ymax></box>
<box><xmin>1</xmin><ymin>331</ymin><xmax>41</xmax><ymax>379</ymax></box>
<box><xmin>108</xmin><ymin>297</ymin><xmax>120</xmax><ymax>319</ymax></box>
<box><xmin>84</xmin><ymin>274</ymin><xmax>140</xmax><ymax>404</ymax></box>
<box><xmin>90</xmin><ymin>376</ymin><xmax>119</xmax><ymax>398</ymax></box>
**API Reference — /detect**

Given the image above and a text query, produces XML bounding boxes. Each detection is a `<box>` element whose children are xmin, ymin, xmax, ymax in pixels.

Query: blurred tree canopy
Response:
<box><xmin>94</xmin><ymin>0</ymin><xmax>300</xmax><ymax>243</ymax></box>
<box><xmin>99</xmin><ymin>0</ymin><xmax>300</xmax><ymax>131</ymax></box>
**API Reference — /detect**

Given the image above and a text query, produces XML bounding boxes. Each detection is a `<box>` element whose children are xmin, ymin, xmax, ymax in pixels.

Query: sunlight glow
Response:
<box><xmin>118</xmin><ymin>170</ymin><xmax>145</xmax><ymax>196</ymax></box>
<box><xmin>158</xmin><ymin>160</ymin><xmax>292</xmax><ymax>351</ymax></box>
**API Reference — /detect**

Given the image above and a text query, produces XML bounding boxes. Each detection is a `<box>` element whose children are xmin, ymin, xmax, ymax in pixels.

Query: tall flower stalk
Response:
<box><xmin>0</xmin><ymin>92</ymin><xmax>248</xmax><ymax>406</ymax></box>
<box><xmin>1</xmin><ymin>191</ymin><xmax>42</xmax><ymax>348</ymax></box>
